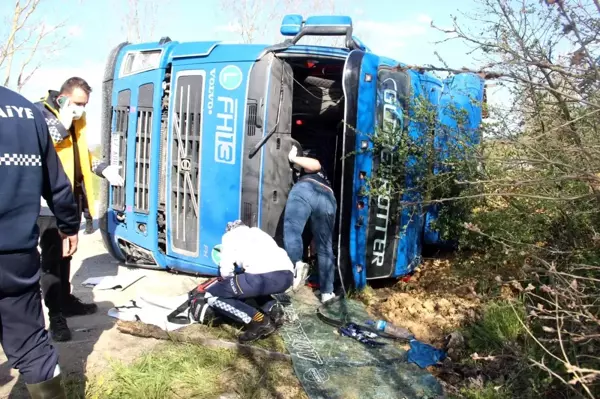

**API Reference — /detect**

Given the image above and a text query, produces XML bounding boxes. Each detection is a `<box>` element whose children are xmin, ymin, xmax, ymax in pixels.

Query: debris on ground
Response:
<box><xmin>367</xmin><ymin>258</ymin><xmax>482</xmax><ymax>345</ymax></box>
<box><xmin>81</xmin><ymin>269</ymin><xmax>146</xmax><ymax>291</ymax></box>
<box><xmin>116</xmin><ymin>320</ymin><xmax>287</xmax><ymax>358</ymax></box>
<box><xmin>444</xmin><ymin>331</ymin><xmax>466</xmax><ymax>361</ymax></box>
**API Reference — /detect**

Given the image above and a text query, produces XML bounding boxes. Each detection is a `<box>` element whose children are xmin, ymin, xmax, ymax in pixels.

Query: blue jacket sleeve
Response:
<box><xmin>38</xmin><ymin>110</ymin><xmax>80</xmax><ymax>235</ymax></box>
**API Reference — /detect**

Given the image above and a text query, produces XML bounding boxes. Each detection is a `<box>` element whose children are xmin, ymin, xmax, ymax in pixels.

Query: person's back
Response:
<box><xmin>0</xmin><ymin>87</ymin><xmax>76</xmax><ymax>252</ymax></box>
<box><xmin>0</xmin><ymin>85</ymin><xmax>79</xmax><ymax>398</ymax></box>
<box><xmin>221</xmin><ymin>225</ymin><xmax>293</xmax><ymax>275</ymax></box>
<box><xmin>201</xmin><ymin>220</ymin><xmax>294</xmax><ymax>343</ymax></box>
<box><xmin>286</xmin><ymin>144</ymin><xmax>338</xmax><ymax>303</ymax></box>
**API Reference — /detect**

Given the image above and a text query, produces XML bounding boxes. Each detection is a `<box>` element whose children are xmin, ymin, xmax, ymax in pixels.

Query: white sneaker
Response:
<box><xmin>292</xmin><ymin>261</ymin><xmax>310</xmax><ymax>292</ymax></box>
<box><xmin>321</xmin><ymin>292</ymin><xmax>335</xmax><ymax>303</ymax></box>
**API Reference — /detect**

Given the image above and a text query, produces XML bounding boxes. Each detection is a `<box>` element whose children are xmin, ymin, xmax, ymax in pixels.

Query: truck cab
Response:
<box><xmin>98</xmin><ymin>15</ymin><xmax>484</xmax><ymax>290</ymax></box>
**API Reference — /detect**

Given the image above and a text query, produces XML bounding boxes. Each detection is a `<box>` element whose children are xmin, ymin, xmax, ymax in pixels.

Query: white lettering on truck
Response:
<box><xmin>215</xmin><ymin>96</ymin><xmax>237</xmax><ymax>164</ymax></box>
<box><xmin>207</xmin><ymin>69</ymin><xmax>216</xmax><ymax>115</ymax></box>
<box><xmin>372</xmin><ymin>84</ymin><xmax>399</xmax><ymax>267</ymax></box>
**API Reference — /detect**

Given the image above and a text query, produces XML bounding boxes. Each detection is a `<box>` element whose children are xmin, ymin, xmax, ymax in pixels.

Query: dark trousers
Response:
<box><xmin>37</xmin><ymin>216</ymin><xmax>76</xmax><ymax>317</ymax></box>
<box><xmin>0</xmin><ymin>249</ymin><xmax>59</xmax><ymax>384</ymax></box>
<box><xmin>81</xmin><ymin>183</ymin><xmax>92</xmax><ymax>222</ymax></box>
<box><xmin>206</xmin><ymin>270</ymin><xmax>293</xmax><ymax>324</ymax></box>
<box><xmin>37</xmin><ymin>186</ymin><xmax>82</xmax><ymax>317</ymax></box>
<box><xmin>283</xmin><ymin>179</ymin><xmax>337</xmax><ymax>294</ymax></box>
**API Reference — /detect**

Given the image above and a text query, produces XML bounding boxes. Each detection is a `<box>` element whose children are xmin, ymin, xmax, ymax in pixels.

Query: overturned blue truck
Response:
<box><xmin>98</xmin><ymin>15</ymin><xmax>485</xmax><ymax>291</ymax></box>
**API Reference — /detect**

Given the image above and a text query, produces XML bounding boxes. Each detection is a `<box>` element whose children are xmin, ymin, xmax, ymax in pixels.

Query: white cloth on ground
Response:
<box><xmin>107</xmin><ymin>294</ymin><xmax>191</xmax><ymax>332</ymax></box>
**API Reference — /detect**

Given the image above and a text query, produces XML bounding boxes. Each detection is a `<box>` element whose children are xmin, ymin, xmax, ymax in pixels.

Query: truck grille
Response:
<box><xmin>169</xmin><ymin>74</ymin><xmax>204</xmax><ymax>254</ymax></box>
<box><xmin>246</xmin><ymin>102</ymin><xmax>257</xmax><ymax>136</ymax></box>
<box><xmin>111</xmin><ymin>106</ymin><xmax>128</xmax><ymax>211</ymax></box>
<box><xmin>134</xmin><ymin>107</ymin><xmax>152</xmax><ymax>213</ymax></box>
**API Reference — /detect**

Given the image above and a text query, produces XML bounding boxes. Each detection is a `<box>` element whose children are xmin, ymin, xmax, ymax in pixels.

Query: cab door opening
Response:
<box><xmin>288</xmin><ymin>57</ymin><xmax>345</xmax><ymax>204</ymax></box>
<box><xmin>285</xmin><ymin>55</ymin><xmax>351</xmax><ymax>288</ymax></box>
<box><xmin>243</xmin><ymin>54</ymin><xmax>346</xmax><ymax>239</ymax></box>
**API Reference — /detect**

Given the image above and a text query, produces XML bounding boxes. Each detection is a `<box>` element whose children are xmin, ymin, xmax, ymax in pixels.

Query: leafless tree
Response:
<box><xmin>0</xmin><ymin>0</ymin><xmax>68</xmax><ymax>92</ymax></box>
<box><xmin>218</xmin><ymin>0</ymin><xmax>345</xmax><ymax>45</ymax></box>
<box><xmin>389</xmin><ymin>0</ymin><xmax>600</xmax><ymax>396</ymax></box>
<box><xmin>117</xmin><ymin>0</ymin><xmax>171</xmax><ymax>43</ymax></box>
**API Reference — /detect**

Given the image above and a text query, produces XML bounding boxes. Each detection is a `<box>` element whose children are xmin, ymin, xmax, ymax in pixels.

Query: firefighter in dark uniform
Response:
<box><xmin>0</xmin><ymin>85</ymin><xmax>80</xmax><ymax>397</ymax></box>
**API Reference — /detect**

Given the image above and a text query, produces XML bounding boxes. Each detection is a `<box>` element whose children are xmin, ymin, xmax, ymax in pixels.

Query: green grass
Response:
<box><xmin>452</xmin><ymin>300</ymin><xmax>554</xmax><ymax>398</ymax></box>
<box><xmin>453</xmin><ymin>384</ymin><xmax>511</xmax><ymax>399</ymax></box>
<box><xmin>67</xmin><ymin>341</ymin><xmax>306</xmax><ymax>399</ymax></box>
<box><xmin>463</xmin><ymin>300</ymin><xmax>526</xmax><ymax>353</ymax></box>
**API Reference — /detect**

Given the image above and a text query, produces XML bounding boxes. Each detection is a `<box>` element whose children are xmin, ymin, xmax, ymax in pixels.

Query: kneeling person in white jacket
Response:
<box><xmin>204</xmin><ymin>220</ymin><xmax>294</xmax><ymax>343</ymax></box>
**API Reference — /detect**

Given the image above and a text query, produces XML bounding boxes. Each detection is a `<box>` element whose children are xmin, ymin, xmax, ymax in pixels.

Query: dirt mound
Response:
<box><xmin>368</xmin><ymin>259</ymin><xmax>482</xmax><ymax>345</ymax></box>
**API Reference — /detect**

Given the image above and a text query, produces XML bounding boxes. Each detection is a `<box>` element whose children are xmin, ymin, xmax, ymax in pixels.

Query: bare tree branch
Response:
<box><xmin>114</xmin><ymin>0</ymin><xmax>171</xmax><ymax>44</ymax></box>
<box><xmin>0</xmin><ymin>0</ymin><xmax>69</xmax><ymax>92</ymax></box>
<box><xmin>218</xmin><ymin>0</ymin><xmax>344</xmax><ymax>45</ymax></box>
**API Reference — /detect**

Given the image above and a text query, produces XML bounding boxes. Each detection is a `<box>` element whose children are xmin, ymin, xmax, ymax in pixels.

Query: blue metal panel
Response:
<box><xmin>106</xmin><ymin>69</ymin><xmax>167</xmax><ymax>269</ymax></box>
<box><xmin>379</xmin><ymin>56</ymin><xmax>399</xmax><ymax>67</ymax></box>
<box><xmin>350</xmin><ymin>52</ymin><xmax>379</xmax><ymax>290</ymax></box>
<box><xmin>393</xmin><ymin>69</ymin><xmax>426</xmax><ymax>277</ymax></box>
<box><xmin>425</xmin><ymin>73</ymin><xmax>485</xmax><ymax>248</ymax></box>
<box><xmin>304</xmin><ymin>15</ymin><xmax>352</xmax><ymax>28</ymax></box>
<box><xmin>158</xmin><ymin>41</ymin><xmax>179</xmax><ymax>68</ymax></box>
<box><xmin>165</xmin><ymin>60</ymin><xmax>253</xmax><ymax>276</ymax></box>
<box><xmin>169</xmin><ymin>41</ymin><xmax>220</xmax><ymax>59</ymax></box>
<box><xmin>351</xmin><ymin>36</ymin><xmax>372</xmax><ymax>52</ymax></box>
<box><xmin>281</xmin><ymin>14</ymin><xmax>303</xmax><ymax>36</ymax></box>
<box><xmin>418</xmin><ymin>73</ymin><xmax>445</xmax><ymax>247</ymax></box>
<box><xmin>170</xmin><ymin>43</ymin><xmax>267</xmax><ymax>64</ymax></box>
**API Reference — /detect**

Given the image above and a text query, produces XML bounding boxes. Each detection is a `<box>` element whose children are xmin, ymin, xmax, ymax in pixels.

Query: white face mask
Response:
<box><xmin>72</xmin><ymin>105</ymin><xmax>85</xmax><ymax>120</ymax></box>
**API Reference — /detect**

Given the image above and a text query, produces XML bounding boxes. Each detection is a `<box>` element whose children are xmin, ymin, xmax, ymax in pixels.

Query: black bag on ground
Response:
<box><xmin>166</xmin><ymin>278</ymin><xmax>221</xmax><ymax>325</ymax></box>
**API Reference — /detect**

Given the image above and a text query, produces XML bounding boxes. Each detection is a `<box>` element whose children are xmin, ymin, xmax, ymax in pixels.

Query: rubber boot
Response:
<box><xmin>26</xmin><ymin>374</ymin><xmax>66</xmax><ymax>399</ymax></box>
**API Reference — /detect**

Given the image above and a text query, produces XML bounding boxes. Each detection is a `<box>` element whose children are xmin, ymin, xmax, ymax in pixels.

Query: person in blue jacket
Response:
<box><xmin>0</xmin><ymin>85</ymin><xmax>80</xmax><ymax>398</ymax></box>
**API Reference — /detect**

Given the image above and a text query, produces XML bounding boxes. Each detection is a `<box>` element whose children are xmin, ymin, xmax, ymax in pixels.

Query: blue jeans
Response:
<box><xmin>283</xmin><ymin>179</ymin><xmax>337</xmax><ymax>294</ymax></box>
